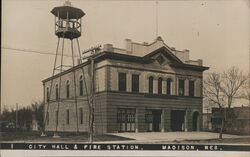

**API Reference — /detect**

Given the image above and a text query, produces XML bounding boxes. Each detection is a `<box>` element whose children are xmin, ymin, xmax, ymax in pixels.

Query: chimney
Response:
<box><xmin>197</xmin><ymin>59</ymin><xmax>203</xmax><ymax>66</ymax></box>
<box><xmin>125</xmin><ymin>39</ymin><xmax>132</xmax><ymax>53</ymax></box>
<box><xmin>103</xmin><ymin>44</ymin><xmax>114</xmax><ymax>52</ymax></box>
<box><xmin>183</xmin><ymin>49</ymin><xmax>190</xmax><ymax>62</ymax></box>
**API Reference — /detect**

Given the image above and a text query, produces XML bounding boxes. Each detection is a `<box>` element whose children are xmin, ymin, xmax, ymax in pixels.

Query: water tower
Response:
<box><xmin>44</xmin><ymin>0</ymin><xmax>87</xmax><ymax>137</ymax></box>
<box><xmin>51</xmin><ymin>0</ymin><xmax>85</xmax><ymax>40</ymax></box>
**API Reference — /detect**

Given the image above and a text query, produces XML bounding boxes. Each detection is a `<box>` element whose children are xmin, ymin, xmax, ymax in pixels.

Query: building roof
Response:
<box><xmin>42</xmin><ymin>37</ymin><xmax>209</xmax><ymax>83</ymax></box>
<box><xmin>51</xmin><ymin>2</ymin><xmax>85</xmax><ymax>19</ymax></box>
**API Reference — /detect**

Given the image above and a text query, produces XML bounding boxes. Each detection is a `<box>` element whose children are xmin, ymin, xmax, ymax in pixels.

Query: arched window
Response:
<box><xmin>55</xmin><ymin>84</ymin><xmax>59</xmax><ymax>100</ymax></box>
<box><xmin>79</xmin><ymin>76</ymin><xmax>84</xmax><ymax>96</ymax></box>
<box><xmin>66</xmin><ymin>80</ymin><xmax>70</xmax><ymax>98</ymax></box>
<box><xmin>166</xmin><ymin>78</ymin><xmax>172</xmax><ymax>95</ymax></box>
<box><xmin>178</xmin><ymin>79</ymin><xmax>185</xmax><ymax>96</ymax></box>
<box><xmin>158</xmin><ymin>77</ymin><xmax>162</xmax><ymax>94</ymax></box>
<box><xmin>148</xmin><ymin>76</ymin><xmax>154</xmax><ymax>94</ymax></box>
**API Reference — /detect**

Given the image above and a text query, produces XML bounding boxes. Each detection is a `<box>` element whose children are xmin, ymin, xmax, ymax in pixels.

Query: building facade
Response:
<box><xmin>43</xmin><ymin>37</ymin><xmax>209</xmax><ymax>134</ymax></box>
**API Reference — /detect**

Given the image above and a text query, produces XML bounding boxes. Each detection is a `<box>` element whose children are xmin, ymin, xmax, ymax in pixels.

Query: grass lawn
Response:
<box><xmin>0</xmin><ymin>131</ymin><xmax>134</xmax><ymax>142</ymax></box>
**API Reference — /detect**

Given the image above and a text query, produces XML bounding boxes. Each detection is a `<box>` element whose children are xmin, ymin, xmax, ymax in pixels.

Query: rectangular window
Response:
<box><xmin>117</xmin><ymin>108</ymin><xmax>136</xmax><ymax>132</ymax></box>
<box><xmin>178</xmin><ymin>79</ymin><xmax>185</xmax><ymax>96</ymax></box>
<box><xmin>80</xmin><ymin>80</ymin><xmax>83</xmax><ymax>96</ymax></box>
<box><xmin>79</xmin><ymin>108</ymin><xmax>83</xmax><ymax>124</ymax></box>
<box><xmin>189</xmin><ymin>80</ymin><xmax>195</xmax><ymax>97</ymax></box>
<box><xmin>66</xmin><ymin>109</ymin><xmax>69</xmax><ymax>125</ymax></box>
<box><xmin>158</xmin><ymin>78</ymin><xmax>162</xmax><ymax>94</ymax></box>
<box><xmin>132</xmin><ymin>74</ymin><xmax>139</xmax><ymax>92</ymax></box>
<box><xmin>66</xmin><ymin>81</ymin><xmax>70</xmax><ymax>98</ymax></box>
<box><xmin>118</xmin><ymin>73</ymin><xmax>127</xmax><ymax>91</ymax></box>
<box><xmin>56</xmin><ymin>85</ymin><xmax>59</xmax><ymax>100</ymax></box>
<box><xmin>46</xmin><ymin>87</ymin><xmax>50</xmax><ymax>102</ymax></box>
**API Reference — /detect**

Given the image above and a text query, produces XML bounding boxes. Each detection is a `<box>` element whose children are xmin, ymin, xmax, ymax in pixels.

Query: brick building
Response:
<box><xmin>43</xmin><ymin>37</ymin><xmax>209</xmax><ymax>134</ymax></box>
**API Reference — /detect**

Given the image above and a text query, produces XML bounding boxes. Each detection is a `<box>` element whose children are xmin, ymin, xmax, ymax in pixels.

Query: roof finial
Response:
<box><xmin>156</xmin><ymin>36</ymin><xmax>163</xmax><ymax>41</ymax></box>
<box><xmin>64</xmin><ymin>0</ymin><xmax>71</xmax><ymax>6</ymax></box>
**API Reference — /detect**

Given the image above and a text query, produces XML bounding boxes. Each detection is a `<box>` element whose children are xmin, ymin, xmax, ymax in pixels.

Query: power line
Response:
<box><xmin>1</xmin><ymin>47</ymin><xmax>79</xmax><ymax>58</ymax></box>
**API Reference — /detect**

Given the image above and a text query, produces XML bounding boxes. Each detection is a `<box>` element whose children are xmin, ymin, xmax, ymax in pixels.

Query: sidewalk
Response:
<box><xmin>104</xmin><ymin>132</ymin><xmax>249</xmax><ymax>143</ymax></box>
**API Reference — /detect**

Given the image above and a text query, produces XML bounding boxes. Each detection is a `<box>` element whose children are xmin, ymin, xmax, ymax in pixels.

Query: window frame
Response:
<box><xmin>117</xmin><ymin>108</ymin><xmax>136</xmax><ymax>132</ymax></box>
<box><xmin>158</xmin><ymin>77</ymin><xmax>163</xmax><ymax>94</ymax></box>
<box><xmin>131</xmin><ymin>74</ymin><xmax>140</xmax><ymax>93</ymax></box>
<box><xmin>148</xmin><ymin>76</ymin><xmax>154</xmax><ymax>94</ymax></box>
<box><xmin>118</xmin><ymin>72</ymin><xmax>127</xmax><ymax>92</ymax></box>
<box><xmin>66</xmin><ymin>80</ymin><xmax>70</xmax><ymax>98</ymax></box>
<box><xmin>79</xmin><ymin>76</ymin><xmax>84</xmax><ymax>96</ymax></box>
<box><xmin>189</xmin><ymin>80</ymin><xmax>195</xmax><ymax>97</ymax></box>
<box><xmin>46</xmin><ymin>87</ymin><xmax>50</xmax><ymax>102</ymax></box>
<box><xmin>55</xmin><ymin>84</ymin><xmax>59</xmax><ymax>100</ymax></box>
<box><xmin>178</xmin><ymin>79</ymin><xmax>185</xmax><ymax>96</ymax></box>
<box><xmin>166</xmin><ymin>78</ymin><xmax>171</xmax><ymax>95</ymax></box>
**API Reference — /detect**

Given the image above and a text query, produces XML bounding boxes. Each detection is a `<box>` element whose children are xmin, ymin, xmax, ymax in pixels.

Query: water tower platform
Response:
<box><xmin>56</xmin><ymin>27</ymin><xmax>81</xmax><ymax>39</ymax></box>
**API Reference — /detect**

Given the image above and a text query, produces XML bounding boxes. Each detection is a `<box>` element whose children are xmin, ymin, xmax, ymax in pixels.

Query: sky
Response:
<box><xmin>1</xmin><ymin>0</ymin><xmax>249</xmax><ymax>109</ymax></box>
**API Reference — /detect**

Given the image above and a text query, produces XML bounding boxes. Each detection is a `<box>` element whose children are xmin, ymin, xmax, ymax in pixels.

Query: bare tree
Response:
<box><xmin>204</xmin><ymin>66</ymin><xmax>247</xmax><ymax>139</ymax></box>
<box><xmin>237</xmin><ymin>76</ymin><xmax>250</xmax><ymax>102</ymax></box>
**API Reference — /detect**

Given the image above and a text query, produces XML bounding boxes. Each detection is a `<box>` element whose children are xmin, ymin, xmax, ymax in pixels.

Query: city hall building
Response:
<box><xmin>43</xmin><ymin>37</ymin><xmax>209</xmax><ymax>134</ymax></box>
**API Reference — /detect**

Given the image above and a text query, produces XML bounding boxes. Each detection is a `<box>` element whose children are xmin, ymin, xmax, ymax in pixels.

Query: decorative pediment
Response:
<box><xmin>143</xmin><ymin>46</ymin><xmax>183</xmax><ymax>65</ymax></box>
<box><xmin>152</xmin><ymin>53</ymin><xmax>171</xmax><ymax>66</ymax></box>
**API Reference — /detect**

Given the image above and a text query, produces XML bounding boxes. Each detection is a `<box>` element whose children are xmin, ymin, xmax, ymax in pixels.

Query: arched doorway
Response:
<box><xmin>192</xmin><ymin>111</ymin><xmax>199</xmax><ymax>131</ymax></box>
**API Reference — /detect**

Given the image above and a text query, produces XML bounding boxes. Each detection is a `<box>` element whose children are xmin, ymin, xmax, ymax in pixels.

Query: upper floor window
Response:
<box><xmin>189</xmin><ymin>80</ymin><xmax>195</xmax><ymax>97</ymax></box>
<box><xmin>46</xmin><ymin>87</ymin><xmax>50</xmax><ymax>102</ymax></box>
<box><xmin>178</xmin><ymin>79</ymin><xmax>185</xmax><ymax>96</ymax></box>
<box><xmin>55</xmin><ymin>84</ymin><xmax>59</xmax><ymax>100</ymax></box>
<box><xmin>148</xmin><ymin>76</ymin><xmax>154</xmax><ymax>94</ymax></box>
<box><xmin>132</xmin><ymin>74</ymin><xmax>139</xmax><ymax>92</ymax></box>
<box><xmin>118</xmin><ymin>72</ymin><xmax>127</xmax><ymax>91</ymax></box>
<box><xmin>158</xmin><ymin>77</ymin><xmax>162</xmax><ymax>94</ymax></box>
<box><xmin>79</xmin><ymin>76</ymin><xmax>84</xmax><ymax>96</ymax></box>
<box><xmin>166</xmin><ymin>78</ymin><xmax>172</xmax><ymax>95</ymax></box>
<box><xmin>66</xmin><ymin>80</ymin><xmax>70</xmax><ymax>98</ymax></box>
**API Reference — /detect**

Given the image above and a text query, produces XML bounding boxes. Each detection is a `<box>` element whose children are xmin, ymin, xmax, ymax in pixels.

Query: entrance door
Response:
<box><xmin>192</xmin><ymin>111</ymin><xmax>199</xmax><ymax>131</ymax></box>
<box><xmin>117</xmin><ymin>108</ymin><xmax>136</xmax><ymax>132</ymax></box>
<box><xmin>152</xmin><ymin>110</ymin><xmax>161</xmax><ymax>132</ymax></box>
<box><xmin>171</xmin><ymin>110</ymin><xmax>185</xmax><ymax>131</ymax></box>
<box><xmin>145</xmin><ymin>109</ymin><xmax>161</xmax><ymax>132</ymax></box>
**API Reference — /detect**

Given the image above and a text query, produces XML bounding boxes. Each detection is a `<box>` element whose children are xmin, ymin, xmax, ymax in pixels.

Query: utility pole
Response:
<box><xmin>155</xmin><ymin>0</ymin><xmax>159</xmax><ymax>38</ymax></box>
<box><xmin>89</xmin><ymin>56</ymin><xmax>95</xmax><ymax>143</ymax></box>
<box><xmin>206</xmin><ymin>107</ymin><xmax>209</xmax><ymax>130</ymax></box>
<box><xmin>16</xmin><ymin>103</ymin><xmax>18</xmax><ymax>131</ymax></box>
